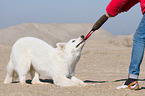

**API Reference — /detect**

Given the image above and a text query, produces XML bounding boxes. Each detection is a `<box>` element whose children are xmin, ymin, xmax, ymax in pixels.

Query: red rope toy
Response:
<box><xmin>84</xmin><ymin>30</ymin><xmax>95</xmax><ymax>40</ymax></box>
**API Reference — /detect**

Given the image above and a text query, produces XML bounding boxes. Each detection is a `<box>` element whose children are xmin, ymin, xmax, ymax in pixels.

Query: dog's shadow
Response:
<box><xmin>12</xmin><ymin>79</ymin><xmax>108</xmax><ymax>84</ymax></box>
<box><xmin>113</xmin><ymin>78</ymin><xmax>145</xmax><ymax>90</ymax></box>
<box><xmin>12</xmin><ymin>79</ymin><xmax>54</xmax><ymax>84</ymax></box>
<box><xmin>39</xmin><ymin>79</ymin><xmax>54</xmax><ymax>84</ymax></box>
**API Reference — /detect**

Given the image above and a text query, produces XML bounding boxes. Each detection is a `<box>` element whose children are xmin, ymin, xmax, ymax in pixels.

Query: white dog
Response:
<box><xmin>4</xmin><ymin>35</ymin><xmax>86</xmax><ymax>87</ymax></box>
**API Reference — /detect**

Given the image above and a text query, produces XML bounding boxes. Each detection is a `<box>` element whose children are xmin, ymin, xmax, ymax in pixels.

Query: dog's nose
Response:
<box><xmin>80</xmin><ymin>35</ymin><xmax>84</xmax><ymax>39</ymax></box>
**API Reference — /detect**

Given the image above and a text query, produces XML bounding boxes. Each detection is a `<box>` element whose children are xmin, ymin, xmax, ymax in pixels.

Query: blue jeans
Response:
<box><xmin>129</xmin><ymin>14</ymin><xmax>145</xmax><ymax>79</ymax></box>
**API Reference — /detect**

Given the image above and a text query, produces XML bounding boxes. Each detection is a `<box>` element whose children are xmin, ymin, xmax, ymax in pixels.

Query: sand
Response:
<box><xmin>0</xmin><ymin>23</ymin><xmax>145</xmax><ymax>96</ymax></box>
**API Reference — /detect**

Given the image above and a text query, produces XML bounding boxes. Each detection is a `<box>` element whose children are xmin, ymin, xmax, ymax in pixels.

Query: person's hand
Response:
<box><xmin>106</xmin><ymin>12</ymin><xmax>114</xmax><ymax>18</ymax></box>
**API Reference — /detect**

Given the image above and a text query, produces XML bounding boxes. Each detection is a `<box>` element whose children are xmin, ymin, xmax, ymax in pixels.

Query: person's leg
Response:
<box><xmin>128</xmin><ymin>14</ymin><xmax>145</xmax><ymax>80</ymax></box>
<box><xmin>117</xmin><ymin>14</ymin><xmax>145</xmax><ymax>90</ymax></box>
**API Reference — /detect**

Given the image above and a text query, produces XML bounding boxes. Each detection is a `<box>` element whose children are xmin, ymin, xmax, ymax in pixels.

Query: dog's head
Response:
<box><xmin>56</xmin><ymin>35</ymin><xmax>85</xmax><ymax>54</ymax></box>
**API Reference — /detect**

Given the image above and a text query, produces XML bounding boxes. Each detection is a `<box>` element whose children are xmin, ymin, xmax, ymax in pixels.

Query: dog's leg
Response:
<box><xmin>71</xmin><ymin>76</ymin><xmax>87</xmax><ymax>86</ymax></box>
<box><xmin>30</xmin><ymin>66</ymin><xmax>48</xmax><ymax>85</ymax></box>
<box><xmin>19</xmin><ymin>75</ymin><xmax>26</xmax><ymax>84</ymax></box>
<box><xmin>4</xmin><ymin>61</ymin><xmax>14</xmax><ymax>84</ymax></box>
<box><xmin>71</xmin><ymin>76</ymin><xmax>95</xmax><ymax>87</ymax></box>
<box><xmin>17</xmin><ymin>68</ymin><xmax>29</xmax><ymax>84</ymax></box>
<box><xmin>53</xmin><ymin>76</ymin><xmax>79</xmax><ymax>87</ymax></box>
<box><xmin>16</xmin><ymin>55</ymin><xmax>31</xmax><ymax>84</ymax></box>
<box><xmin>31</xmin><ymin>72</ymin><xmax>47</xmax><ymax>84</ymax></box>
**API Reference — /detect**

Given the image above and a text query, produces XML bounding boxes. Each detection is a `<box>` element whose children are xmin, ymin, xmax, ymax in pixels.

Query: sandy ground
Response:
<box><xmin>0</xmin><ymin>23</ymin><xmax>145</xmax><ymax>96</ymax></box>
<box><xmin>0</xmin><ymin>39</ymin><xmax>145</xmax><ymax>96</ymax></box>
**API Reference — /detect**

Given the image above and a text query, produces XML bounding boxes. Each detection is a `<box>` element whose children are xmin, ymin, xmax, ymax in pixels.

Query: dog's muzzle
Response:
<box><xmin>76</xmin><ymin>35</ymin><xmax>85</xmax><ymax>48</ymax></box>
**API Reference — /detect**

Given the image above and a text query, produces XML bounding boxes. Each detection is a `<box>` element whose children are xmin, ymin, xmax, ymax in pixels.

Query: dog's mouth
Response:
<box><xmin>76</xmin><ymin>40</ymin><xmax>85</xmax><ymax>48</ymax></box>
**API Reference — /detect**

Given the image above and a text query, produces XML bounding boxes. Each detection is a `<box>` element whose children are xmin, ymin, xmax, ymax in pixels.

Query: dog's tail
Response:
<box><xmin>4</xmin><ymin>61</ymin><xmax>17</xmax><ymax>84</ymax></box>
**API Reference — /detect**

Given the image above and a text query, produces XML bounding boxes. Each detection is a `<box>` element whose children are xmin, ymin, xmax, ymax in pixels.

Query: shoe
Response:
<box><xmin>116</xmin><ymin>81</ymin><xmax>139</xmax><ymax>90</ymax></box>
<box><xmin>116</xmin><ymin>82</ymin><xmax>128</xmax><ymax>89</ymax></box>
<box><xmin>128</xmin><ymin>81</ymin><xmax>139</xmax><ymax>90</ymax></box>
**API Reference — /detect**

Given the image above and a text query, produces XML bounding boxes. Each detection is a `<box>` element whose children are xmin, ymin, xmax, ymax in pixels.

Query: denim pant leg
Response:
<box><xmin>129</xmin><ymin>14</ymin><xmax>145</xmax><ymax>79</ymax></box>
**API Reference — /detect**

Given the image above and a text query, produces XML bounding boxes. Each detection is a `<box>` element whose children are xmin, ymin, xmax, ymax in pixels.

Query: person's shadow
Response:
<box><xmin>113</xmin><ymin>78</ymin><xmax>145</xmax><ymax>90</ymax></box>
<box><xmin>84</xmin><ymin>80</ymin><xmax>108</xmax><ymax>83</ymax></box>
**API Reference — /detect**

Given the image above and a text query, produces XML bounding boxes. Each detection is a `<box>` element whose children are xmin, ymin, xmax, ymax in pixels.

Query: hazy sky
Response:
<box><xmin>0</xmin><ymin>0</ymin><xmax>143</xmax><ymax>35</ymax></box>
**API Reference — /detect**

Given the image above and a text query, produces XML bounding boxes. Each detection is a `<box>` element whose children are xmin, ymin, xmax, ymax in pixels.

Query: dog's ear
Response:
<box><xmin>56</xmin><ymin>43</ymin><xmax>65</xmax><ymax>50</ymax></box>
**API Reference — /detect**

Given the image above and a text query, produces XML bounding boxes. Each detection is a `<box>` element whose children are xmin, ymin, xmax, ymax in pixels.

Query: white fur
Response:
<box><xmin>4</xmin><ymin>36</ymin><xmax>86</xmax><ymax>87</ymax></box>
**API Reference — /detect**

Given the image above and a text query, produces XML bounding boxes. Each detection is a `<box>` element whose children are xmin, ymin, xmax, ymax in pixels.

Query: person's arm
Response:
<box><xmin>106</xmin><ymin>0</ymin><xmax>139</xmax><ymax>17</ymax></box>
<box><xmin>122</xmin><ymin>0</ymin><xmax>139</xmax><ymax>12</ymax></box>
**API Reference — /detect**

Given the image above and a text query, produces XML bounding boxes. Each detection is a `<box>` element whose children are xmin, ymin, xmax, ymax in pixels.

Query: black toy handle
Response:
<box><xmin>91</xmin><ymin>14</ymin><xmax>108</xmax><ymax>31</ymax></box>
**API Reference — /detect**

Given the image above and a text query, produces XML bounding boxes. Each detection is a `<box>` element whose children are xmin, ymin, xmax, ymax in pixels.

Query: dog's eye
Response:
<box><xmin>72</xmin><ymin>40</ymin><xmax>75</xmax><ymax>43</ymax></box>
